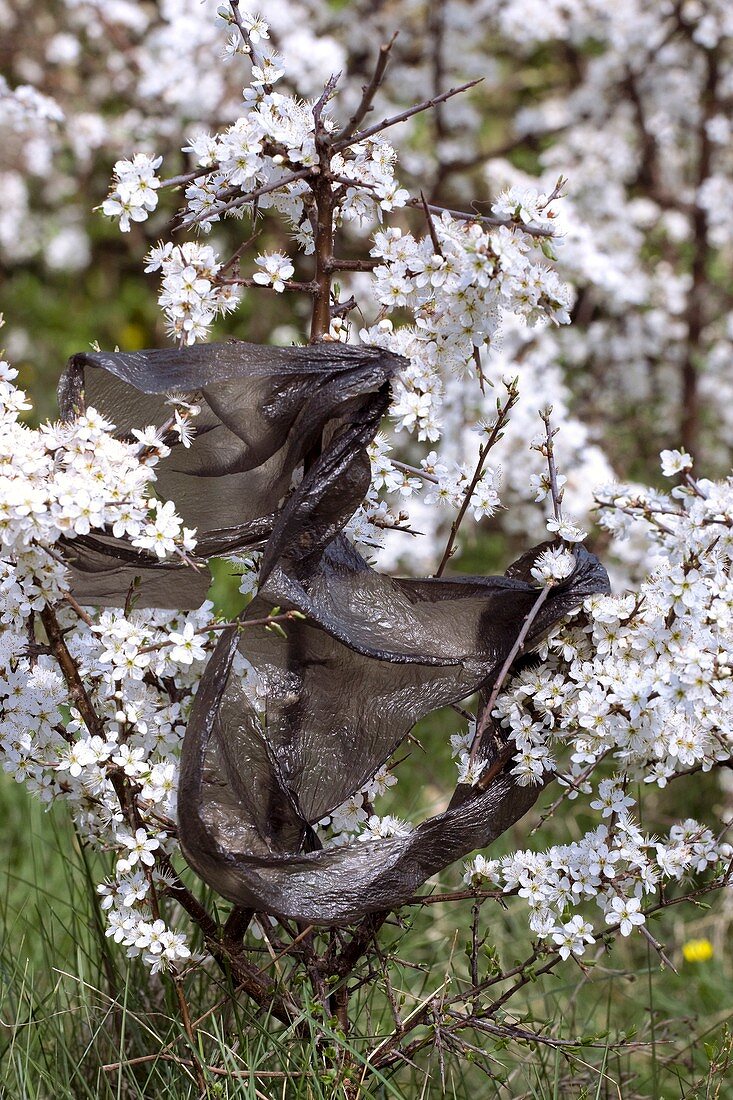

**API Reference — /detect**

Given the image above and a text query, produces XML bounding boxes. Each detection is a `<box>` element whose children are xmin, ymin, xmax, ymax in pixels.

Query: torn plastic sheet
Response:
<box><xmin>58</xmin><ymin>340</ymin><xmax>399</xmax><ymax>608</ymax></box>
<box><xmin>58</xmin><ymin>341</ymin><xmax>610</xmax><ymax>923</ymax></box>
<box><xmin>178</xmin><ymin>535</ymin><xmax>609</xmax><ymax>923</ymax></box>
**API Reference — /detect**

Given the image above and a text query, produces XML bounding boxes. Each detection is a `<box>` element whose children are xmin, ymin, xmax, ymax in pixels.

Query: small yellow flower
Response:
<box><xmin>682</xmin><ymin>938</ymin><xmax>714</xmax><ymax>963</ymax></box>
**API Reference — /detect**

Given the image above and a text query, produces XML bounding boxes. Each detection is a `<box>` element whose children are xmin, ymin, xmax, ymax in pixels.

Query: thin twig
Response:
<box><xmin>218</xmin><ymin>227</ymin><xmax>262</xmax><ymax>277</ymax></box>
<box><xmin>530</xmin><ymin>750</ymin><xmax>613</xmax><ymax>834</ymax></box>
<box><xmin>102</xmin><ymin>1052</ymin><xmax>289</xmax><ymax>1087</ymax></box>
<box><xmin>218</xmin><ymin>276</ymin><xmax>317</xmax><ymax>294</ymax></box>
<box><xmin>468</xmin><ymin>585</ymin><xmax>552</xmax><ymax>770</ymax></box>
<box><xmin>434</xmin><ymin>380</ymin><xmax>519</xmax><ymax>576</ymax></box>
<box><xmin>391</xmin><ymin>459</ymin><xmax>439</xmax><ymax>485</ymax></box>
<box><xmin>63</xmin><ymin>592</ymin><xmax>94</xmax><ymax>627</ymax></box>
<box><xmin>406</xmin><ymin>196</ymin><xmax>556</xmax><ymax>239</ymax></box>
<box><xmin>183</xmin><ymin>168</ymin><xmax>314</xmax><ymax>229</ymax></box>
<box><xmin>229</xmin><ymin>0</ymin><xmax>258</xmax><ymax>65</ymax></box>
<box><xmin>459</xmin><ymin>1015</ymin><xmax>657</xmax><ymax>1054</ymax></box>
<box><xmin>639</xmin><ymin>923</ymin><xmax>678</xmax><ymax>973</ymax></box>
<box><xmin>366</xmin><ymin>978</ymin><xmax>453</xmax><ymax>1067</ymax></box>
<box><xmin>333</xmin><ymin>78</ymin><xmax>482</xmax><ymax>152</ymax></box>
<box><xmin>539</xmin><ymin>406</ymin><xmax>565</xmax><ymax>525</ymax></box>
<box><xmin>328</xmin><ymin>172</ymin><xmax>380</xmax><ymax>193</ymax></box>
<box><xmin>469</xmin><ymin>407</ymin><xmax>569</xmax><ymax>770</ymax></box>
<box><xmin>313</xmin><ymin>72</ymin><xmax>341</xmax><ymax>131</ymax></box>
<box><xmin>159</xmin><ymin>165</ymin><xmax>212</xmax><ymax>189</ymax></box>
<box><xmin>420</xmin><ymin>190</ymin><xmax>443</xmax><ymax>256</ymax></box>
<box><xmin>335</xmin><ymin>33</ymin><xmax>398</xmax><ymax>143</ymax></box>
<box><xmin>255</xmin><ymin>924</ymin><xmax>315</xmax><ymax>975</ymax></box>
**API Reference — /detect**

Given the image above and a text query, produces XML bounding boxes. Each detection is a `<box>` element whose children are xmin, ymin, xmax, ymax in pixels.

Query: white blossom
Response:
<box><xmin>252</xmin><ymin>251</ymin><xmax>295</xmax><ymax>292</ymax></box>
<box><xmin>605</xmin><ymin>896</ymin><xmax>645</xmax><ymax>937</ymax></box>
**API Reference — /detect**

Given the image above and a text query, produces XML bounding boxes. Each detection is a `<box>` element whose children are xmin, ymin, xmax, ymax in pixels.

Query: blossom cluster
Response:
<box><xmin>103</xmin><ymin>27</ymin><xmax>411</xmax><ymax>249</ymax></box>
<box><xmin>475</xmin><ymin>0</ymin><xmax>733</xmax><ymax>454</ymax></box>
<box><xmin>360</xmin><ymin>208</ymin><xmax>570</xmax><ymax>443</ymax></box>
<box><xmin>4</xmin><ymin>0</ymin><xmax>617</xmax><ymax>567</ymax></box>
<box><xmin>3</xmin><ymin>2</ymin><xmax>733</xmax><ymax>981</ymax></box>
<box><xmin>357</xmin><ymin>432</ymin><xmax>502</xmax><ymax>551</ymax></box>
<box><xmin>5</xmin><ymin>0</ymin><xmax>733</xmax><ymax>470</ymax></box>
<box><xmin>91</xmin><ymin>7</ymin><xmax>580</xmax><ymax>566</ymax></box>
<box><xmin>0</xmin><ymin>331</ymin><xmax>216</xmax><ymax>971</ymax></box>
<box><xmin>456</xmin><ymin>456</ymin><xmax>733</xmax><ymax>951</ymax></box>
<box><xmin>498</xmin><ymin>461</ymin><xmax>733</xmax><ymax>791</ymax></box>
<box><xmin>464</xmin><ymin>817</ymin><xmax>730</xmax><ymax>960</ymax></box>
<box><xmin>0</xmin><ymin>344</ymin><xmax>417</xmax><ymax>966</ymax></box>
<box><xmin>315</xmin><ymin>764</ymin><xmax>406</xmax><ymax>846</ymax></box>
<box><xmin>102</xmin><ymin>153</ymin><xmax>163</xmax><ymax>233</ymax></box>
<box><xmin>145</xmin><ymin>241</ymin><xmax>241</xmax><ymax>344</ymax></box>
<box><xmin>176</xmin><ymin>100</ymin><xmax>410</xmax><ymax>243</ymax></box>
<box><xmin>0</xmin><ymin>77</ymin><xmax>64</xmax><ymax>134</ymax></box>
<box><xmin>0</xmin><ymin>358</ymin><xmax>196</xmax><ymax>612</ymax></box>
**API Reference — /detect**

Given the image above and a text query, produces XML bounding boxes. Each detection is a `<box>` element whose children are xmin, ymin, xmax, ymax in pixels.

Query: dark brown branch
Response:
<box><xmin>222</xmin><ymin>905</ymin><xmax>254</xmax><ymax>948</ymax></box>
<box><xmin>228</xmin><ymin>0</ymin><xmax>266</xmax><ymax>76</ymax></box>
<box><xmin>335</xmin><ymin>33</ymin><xmax>398</xmax><ymax>143</ymax></box>
<box><xmin>229</xmin><ymin>0</ymin><xmax>253</xmax><ymax>50</ymax></box>
<box><xmin>330</xmin><ymin>295</ymin><xmax>357</xmax><ymax>319</ymax></box>
<box><xmin>40</xmin><ymin>605</ymin><xmax>105</xmax><ymax>739</ymax></box>
<box><xmin>218</xmin><ymin>228</ymin><xmax>262</xmax><ymax>277</ymax></box>
<box><xmin>329</xmin><ymin>911</ymin><xmax>390</xmax><ymax>980</ymax></box>
<box><xmin>420</xmin><ymin>190</ymin><xmax>443</xmax><ymax>256</ymax></box>
<box><xmin>41</xmin><ymin>602</ymin><xmax>142</xmax><ymax>826</ymax></box>
<box><xmin>332</xmin><ymin>78</ymin><xmax>482</xmax><ymax>152</ymax></box>
<box><xmin>313</xmin><ymin>72</ymin><xmax>341</xmax><ymax>132</ymax></box>
<box><xmin>309</xmin><ymin>79</ymin><xmax>341</xmax><ymax>341</ymax></box>
<box><xmin>325</xmin><ymin>256</ymin><xmax>379</xmax><ymax>272</ymax></box>
<box><xmin>428</xmin><ymin>0</ymin><xmax>447</xmax><ymax>147</ymax></box>
<box><xmin>406</xmin><ymin>197</ymin><xmax>556</xmax><ymax>239</ymax></box>
<box><xmin>165</xmin><ymin>874</ymin><xmax>299</xmax><ymax>1024</ymax></box>
<box><xmin>469</xmin><ymin>408</ymin><xmax>569</xmax><ymax>768</ymax></box>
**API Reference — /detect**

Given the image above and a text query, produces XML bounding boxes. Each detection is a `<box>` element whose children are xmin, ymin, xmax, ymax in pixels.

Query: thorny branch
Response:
<box><xmin>434</xmin><ymin>378</ymin><xmax>520</xmax><ymax>577</ymax></box>
<box><xmin>331</xmin><ymin>77</ymin><xmax>483</xmax><ymax>152</ymax></box>
<box><xmin>41</xmin><ymin>597</ymin><xmax>301</xmax><ymax>1027</ymax></box>
<box><xmin>406</xmin><ymin>196</ymin><xmax>557</xmax><ymax>238</ymax></box>
<box><xmin>468</xmin><ymin>408</ymin><xmax>568</xmax><ymax>770</ymax></box>
<box><xmin>468</xmin><ymin>585</ymin><xmax>551</xmax><ymax>770</ymax></box>
<box><xmin>335</xmin><ymin>32</ymin><xmax>399</xmax><ymax>143</ymax></box>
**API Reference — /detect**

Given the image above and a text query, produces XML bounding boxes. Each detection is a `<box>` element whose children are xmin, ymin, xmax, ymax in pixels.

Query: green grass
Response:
<box><xmin>2</xmin><ymin>743</ymin><xmax>733</xmax><ymax>1099</ymax></box>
